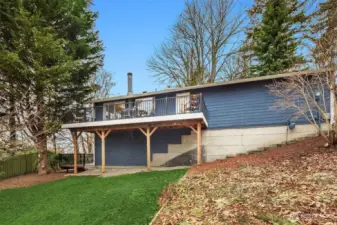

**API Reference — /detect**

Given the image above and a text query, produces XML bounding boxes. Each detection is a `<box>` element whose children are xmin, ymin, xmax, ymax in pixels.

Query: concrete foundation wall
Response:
<box><xmin>95</xmin><ymin>123</ymin><xmax>328</xmax><ymax>166</ymax></box>
<box><xmin>204</xmin><ymin>124</ymin><xmax>328</xmax><ymax>161</ymax></box>
<box><xmin>161</xmin><ymin>123</ymin><xmax>328</xmax><ymax>164</ymax></box>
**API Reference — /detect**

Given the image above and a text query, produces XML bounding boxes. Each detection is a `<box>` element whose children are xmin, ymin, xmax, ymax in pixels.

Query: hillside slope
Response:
<box><xmin>154</xmin><ymin>136</ymin><xmax>337</xmax><ymax>224</ymax></box>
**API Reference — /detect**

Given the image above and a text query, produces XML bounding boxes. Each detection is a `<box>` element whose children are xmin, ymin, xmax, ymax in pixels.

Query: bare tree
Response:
<box><xmin>148</xmin><ymin>0</ymin><xmax>244</xmax><ymax>87</ymax></box>
<box><xmin>54</xmin><ymin>69</ymin><xmax>115</xmax><ymax>155</ymax></box>
<box><xmin>81</xmin><ymin>69</ymin><xmax>115</xmax><ymax>154</ymax></box>
<box><xmin>89</xmin><ymin>69</ymin><xmax>116</xmax><ymax>99</ymax></box>
<box><xmin>301</xmin><ymin>0</ymin><xmax>337</xmax><ymax>143</ymax></box>
<box><xmin>222</xmin><ymin>52</ymin><xmax>250</xmax><ymax>80</ymax></box>
<box><xmin>268</xmin><ymin>70</ymin><xmax>335</xmax><ymax>143</ymax></box>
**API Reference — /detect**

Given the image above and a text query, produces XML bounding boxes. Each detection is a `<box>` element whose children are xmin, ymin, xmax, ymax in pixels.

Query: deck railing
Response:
<box><xmin>65</xmin><ymin>94</ymin><xmax>207</xmax><ymax>123</ymax></box>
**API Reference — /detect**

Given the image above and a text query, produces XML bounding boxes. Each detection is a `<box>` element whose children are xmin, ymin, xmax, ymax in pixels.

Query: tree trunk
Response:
<box><xmin>329</xmin><ymin>70</ymin><xmax>337</xmax><ymax>145</ymax></box>
<box><xmin>9</xmin><ymin>84</ymin><xmax>16</xmax><ymax>147</ymax></box>
<box><xmin>53</xmin><ymin>134</ymin><xmax>57</xmax><ymax>153</ymax></box>
<box><xmin>87</xmin><ymin>133</ymin><xmax>92</xmax><ymax>154</ymax></box>
<box><xmin>81</xmin><ymin>133</ymin><xmax>86</xmax><ymax>154</ymax></box>
<box><xmin>36</xmin><ymin>133</ymin><xmax>49</xmax><ymax>175</ymax></box>
<box><xmin>34</xmin><ymin>92</ymin><xmax>49</xmax><ymax>175</ymax></box>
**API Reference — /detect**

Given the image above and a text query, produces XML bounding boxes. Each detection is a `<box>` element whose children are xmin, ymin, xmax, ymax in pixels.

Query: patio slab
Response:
<box><xmin>71</xmin><ymin>166</ymin><xmax>190</xmax><ymax>177</ymax></box>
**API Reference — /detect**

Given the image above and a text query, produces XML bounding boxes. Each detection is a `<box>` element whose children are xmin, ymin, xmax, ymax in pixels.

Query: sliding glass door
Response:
<box><xmin>103</xmin><ymin>101</ymin><xmax>125</xmax><ymax>120</ymax></box>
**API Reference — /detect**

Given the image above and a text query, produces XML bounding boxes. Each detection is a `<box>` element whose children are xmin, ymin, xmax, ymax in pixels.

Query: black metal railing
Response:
<box><xmin>65</xmin><ymin>94</ymin><xmax>207</xmax><ymax>123</ymax></box>
<box><xmin>59</xmin><ymin>153</ymin><xmax>94</xmax><ymax>166</ymax></box>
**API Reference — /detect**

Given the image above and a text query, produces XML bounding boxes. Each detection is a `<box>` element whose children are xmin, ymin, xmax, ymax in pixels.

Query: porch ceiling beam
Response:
<box><xmin>76</xmin><ymin>131</ymin><xmax>83</xmax><ymax>139</ymax></box>
<box><xmin>149</xmin><ymin>127</ymin><xmax>158</xmax><ymax>136</ymax></box>
<box><xmin>189</xmin><ymin>125</ymin><xmax>197</xmax><ymax>134</ymax></box>
<box><xmin>138</xmin><ymin>128</ymin><xmax>147</xmax><ymax>136</ymax></box>
<box><xmin>75</xmin><ymin>119</ymin><xmax>204</xmax><ymax>133</ymax></box>
<box><xmin>103</xmin><ymin>129</ymin><xmax>112</xmax><ymax>139</ymax></box>
<box><xmin>95</xmin><ymin>130</ymin><xmax>103</xmax><ymax>139</ymax></box>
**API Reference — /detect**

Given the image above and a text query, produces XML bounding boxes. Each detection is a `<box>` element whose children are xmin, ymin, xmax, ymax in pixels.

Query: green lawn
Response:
<box><xmin>0</xmin><ymin>169</ymin><xmax>187</xmax><ymax>225</ymax></box>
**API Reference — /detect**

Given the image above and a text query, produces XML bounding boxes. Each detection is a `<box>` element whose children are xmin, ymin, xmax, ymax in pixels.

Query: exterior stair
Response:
<box><xmin>151</xmin><ymin>124</ymin><xmax>328</xmax><ymax>166</ymax></box>
<box><xmin>151</xmin><ymin>133</ymin><xmax>197</xmax><ymax>166</ymax></box>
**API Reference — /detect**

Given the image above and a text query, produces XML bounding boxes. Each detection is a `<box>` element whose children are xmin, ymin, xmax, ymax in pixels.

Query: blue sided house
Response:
<box><xmin>62</xmin><ymin>70</ymin><xmax>330</xmax><ymax>173</ymax></box>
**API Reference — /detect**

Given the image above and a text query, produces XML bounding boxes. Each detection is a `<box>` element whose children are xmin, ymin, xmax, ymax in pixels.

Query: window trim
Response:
<box><xmin>176</xmin><ymin>92</ymin><xmax>190</xmax><ymax>114</ymax></box>
<box><xmin>135</xmin><ymin>97</ymin><xmax>155</xmax><ymax>114</ymax></box>
<box><xmin>103</xmin><ymin>101</ymin><xmax>125</xmax><ymax>120</ymax></box>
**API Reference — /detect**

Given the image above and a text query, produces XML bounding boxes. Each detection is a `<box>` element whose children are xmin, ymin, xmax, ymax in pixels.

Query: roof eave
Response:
<box><xmin>91</xmin><ymin>69</ymin><xmax>332</xmax><ymax>104</ymax></box>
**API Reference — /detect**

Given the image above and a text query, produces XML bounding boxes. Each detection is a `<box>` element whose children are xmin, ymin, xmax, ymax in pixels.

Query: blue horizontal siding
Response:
<box><xmin>198</xmin><ymin>80</ymin><xmax>329</xmax><ymax>128</ymax></box>
<box><xmin>95</xmin><ymin>128</ymin><xmax>190</xmax><ymax>166</ymax></box>
<box><xmin>94</xmin><ymin>79</ymin><xmax>329</xmax><ymax>129</ymax></box>
<box><xmin>93</xmin><ymin>79</ymin><xmax>330</xmax><ymax>166</ymax></box>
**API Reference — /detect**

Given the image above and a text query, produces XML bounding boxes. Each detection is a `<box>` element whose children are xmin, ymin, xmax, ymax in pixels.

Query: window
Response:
<box><xmin>103</xmin><ymin>101</ymin><xmax>125</xmax><ymax>120</ymax></box>
<box><xmin>135</xmin><ymin>97</ymin><xmax>155</xmax><ymax>116</ymax></box>
<box><xmin>176</xmin><ymin>93</ymin><xmax>200</xmax><ymax>113</ymax></box>
<box><xmin>176</xmin><ymin>92</ymin><xmax>190</xmax><ymax>113</ymax></box>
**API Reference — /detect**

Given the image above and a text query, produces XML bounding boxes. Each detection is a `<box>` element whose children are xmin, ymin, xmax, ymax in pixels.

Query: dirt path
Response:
<box><xmin>0</xmin><ymin>172</ymin><xmax>67</xmax><ymax>190</ymax></box>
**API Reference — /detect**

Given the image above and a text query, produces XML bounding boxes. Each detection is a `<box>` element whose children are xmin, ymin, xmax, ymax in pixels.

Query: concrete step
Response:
<box><xmin>152</xmin><ymin>152</ymin><xmax>182</xmax><ymax>166</ymax></box>
<box><xmin>181</xmin><ymin>134</ymin><xmax>197</xmax><ymax>144</ymax></box>
<box><xmin>168</xmin><ymin>143</ymin><xmax>196</xmax><ymax>153</ymax></box>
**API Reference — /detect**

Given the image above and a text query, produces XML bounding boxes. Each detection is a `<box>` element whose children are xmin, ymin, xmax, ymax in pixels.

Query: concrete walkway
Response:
<box><xmin>71</xmin><ymin>166</ymin><xmax>190</xmax><ymax>177</ymax></box>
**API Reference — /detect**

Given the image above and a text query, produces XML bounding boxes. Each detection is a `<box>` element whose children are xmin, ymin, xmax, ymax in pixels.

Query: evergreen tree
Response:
<box><xmin>0</xmin><ymin>0</ymin><xmax>22</xmax><ymax>145</ymax></box>
<box><xmin>244</xmin><ymin>0</ymin><xmax>307</xmax><ymax>76</ymax></box>
<box><xmin>311</xmin><ymin>0</ymin><xmax>337</xmax><ymax>68</ymax></box>
<box><xmin>0</xmin><ymin>0</ymin><xmax>103</xmax><ymax>174</ymax></box>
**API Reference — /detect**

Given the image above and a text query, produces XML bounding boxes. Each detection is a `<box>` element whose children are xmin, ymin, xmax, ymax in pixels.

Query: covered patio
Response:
<box><xmin>63</xmin><ymin>113</ymin><xmax>207</xmax><ymax>174</ymax></box>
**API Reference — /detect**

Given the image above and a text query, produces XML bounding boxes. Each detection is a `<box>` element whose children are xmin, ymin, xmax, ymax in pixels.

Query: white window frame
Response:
<box><xmin>176</xmin><ymin>92</ymin><xmax>190</xmax><ymax>114</ymax></box>
<box><xmin>103</xmin><ymin>101</ymin><xmax>125</xmax><ymax>120</ymax></box>
<box><xmin>135</xmin><ymin>97</ymin><xmax>155</xmax><ymax>115</ymax></box>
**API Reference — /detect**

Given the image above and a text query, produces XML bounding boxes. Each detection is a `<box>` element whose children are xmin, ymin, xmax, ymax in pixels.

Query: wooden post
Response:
<box><xmin>95</xmin><ymin>130</ymin><xmax>112</xmax><ymax>173</ymax></box>
<box><xmin>101</xmin><ymin>130</ymin><xmax>106</xmax><ymax>173</ymax></box>
<box><xmin>197</xmin><ymin>121</ymin><xmax>201</xmax><ymax>166</ymax></box>
<box><xmin>139</xmin><ymin>127</ymin><xmax>158</xmax><ymax>170</ymax></box>
<box><xmin>188</xmin><ymin>122</ymin><xmax>202</xmax><ymax>166</ymax></box>
<box><xmin>71</xmin><ymin>131</ymin><xmax>78</xmax><ymax>174</ymax></box>
<box><xmin>146</xmin><ymin>127</ymin><xmax>151</xmax><ymax>170</ymax></box>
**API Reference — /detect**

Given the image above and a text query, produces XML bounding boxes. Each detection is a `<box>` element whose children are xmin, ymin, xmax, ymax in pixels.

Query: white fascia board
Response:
<box><xmin>62</xmin><ymin>113</ymin><xmax>208</xmax><ymax>129</ymax></box>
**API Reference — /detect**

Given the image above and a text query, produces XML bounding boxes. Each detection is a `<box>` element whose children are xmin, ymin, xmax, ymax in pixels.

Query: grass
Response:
<box><xmin>0</xmin><ymin>169</ymin><xmax>187</xmax><ymax>225</ymax></box>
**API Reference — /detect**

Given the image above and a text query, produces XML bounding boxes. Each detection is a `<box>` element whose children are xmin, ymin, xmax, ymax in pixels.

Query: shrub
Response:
<box><xmin>33</xmin><ymin>152</ymin><xmax>61</xmax><ymax>172</ymax></box>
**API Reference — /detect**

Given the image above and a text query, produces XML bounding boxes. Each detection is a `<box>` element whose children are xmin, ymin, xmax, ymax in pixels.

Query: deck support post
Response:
<box><xmin>197</xmin><ymin>121</ymin><xmax>202</xmax><ymax>166</ymax></box>
<box><xmin>146</xmin><ymin>127</ymin><xmax>151</xmax><ymax>170</ymax></box>
<box><xmin>71</xmin><ymin>131</ymin><xmax>79</xmax><ymax>174</ymax></box>
<box><xmin>95</xmin><ymin>130</ymin><xmax>112</xmax><ymax>173</ymax></box>
<box><xmin>139</xmin><ymin>127</ymin><xmax>158</xmax><ymax>170</ymax></box>
<box><xmin>188</xmin><ymin>121</ymin><xmax>202</xmax><ymax>166</ymax></box>
<box><xmin>101</xmin><ymin>131</ymin><xmax>106</xmax><ymax>173</ymax></box>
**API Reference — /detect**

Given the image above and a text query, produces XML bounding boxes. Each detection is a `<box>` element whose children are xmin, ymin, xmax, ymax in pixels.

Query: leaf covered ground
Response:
<box><xmin>154</xmin><ymin>137</ymin><xmax>337</xmax><ymax>225</ymax></box>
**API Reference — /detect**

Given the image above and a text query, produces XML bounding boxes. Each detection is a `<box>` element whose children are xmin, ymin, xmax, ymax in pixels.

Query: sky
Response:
<box><xmin>92</xmin><ymin>0</ymin><xmax>252</xmax><ymax>97</ymax></box>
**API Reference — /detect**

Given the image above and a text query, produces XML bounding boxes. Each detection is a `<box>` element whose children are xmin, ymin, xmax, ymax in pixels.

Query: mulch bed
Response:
<box><xmin>0</xmin><ymin>172</ymin><xmax>67</xmax><ymax>190</ymax></box>
<box><xmin>189</xmin><ymin>135</ymin><xmax>327</xmax><ymax>173</ymax></box>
